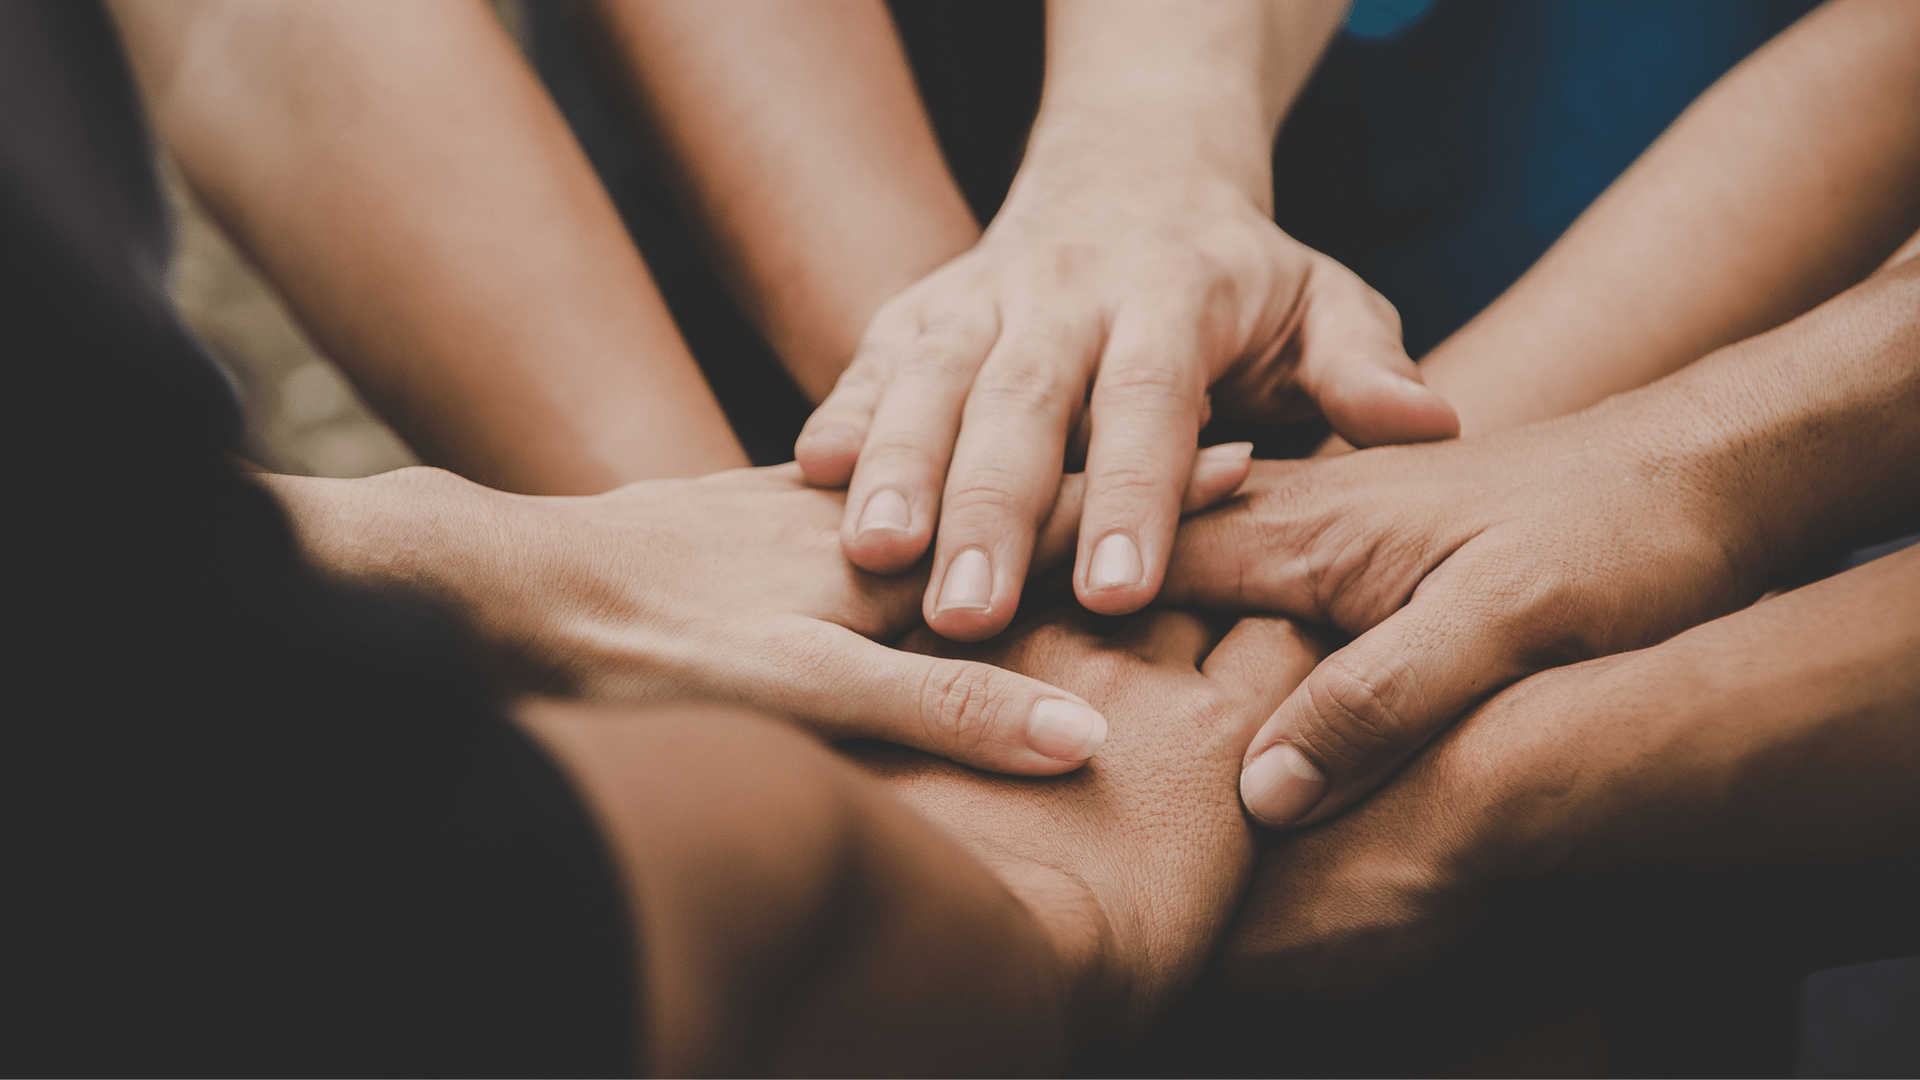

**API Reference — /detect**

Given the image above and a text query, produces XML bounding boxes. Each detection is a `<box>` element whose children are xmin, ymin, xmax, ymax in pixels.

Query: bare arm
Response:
<box><xmin>1419</xmin><ymin>0</ymin><xmax>1920</xmax><ymax>436</ymax></box>
<box><xmin>1224</xmin><ymin>538</ymin><xmax>1920</xmax><ymax>996</ymax></box>
<box><xmin>1166</xmin><ymin>254</ymin><xmax>1920</xmax><ymax>826</ymax></box>
<box><xmin>585</xmin><ymin>0</ymin><xmax>980</xmax><ymax>403</ymax></box>
<box><xmin>112</xmin><ymin>0</ymin><xmax>747</xmax><ymax>494</ymax></box>
<box><xmin>521</xmin><ymin>700</ymin><xmax>1066</xmax><ymax>1074</ymax></box>
<box><xmin>521</xmin><ymin>592</ymin><xmax>1321</xmax><ymax>1071</ymax></box>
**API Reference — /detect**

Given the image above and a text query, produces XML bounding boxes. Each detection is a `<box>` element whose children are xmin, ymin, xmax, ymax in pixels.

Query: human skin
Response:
<box><xmin>1162</xmin><ymin>255</ymin><xmax>1920</xmax><ymax>827</ymax></box>
<box><xmin>792</xmin><ymin>0</ymin><xmax>1458</xmax><ymax>644</ymax></box>
<box><xmin>1218</xmin><ymin>540</ymin><xmax>1920</xmax><ymax>996</ymax></box>
<box><xmin>1410</xmin><ymin>0</ymin><xmax>1920</xmax><ymax>438</ymax></box>
<box><xmin>263</xmin><ymin>448</ymin><xmax>1251</xmax><ymax>777</ymax></box>
<box><xmin>856</xmin><ymin>605</ymin><xmax>1324</xmax><ymax>1041</ymax></box>
<box><xmin>111</xmin><ymin>0</ymin><xmax>748</xmax><ymax>494</ymax></box>
<box><xmin>521</xmin><ymin>603</ymin><xmax>1319</xmax><ymax>1073</ymax></box>
<box><xmin>520</xmin><ymin>700</ymin><xmax>1063</xmax><ymax>1075</ymax></box>
<box><xmin>1200</xmin><ymin>0</ymin><xmax>1920</xmax><ymax>995</ymax></box>
<box><xmin>582</xmin><ymin>0</ymin><xmax>981</xmax><ymax>405</ymax></box>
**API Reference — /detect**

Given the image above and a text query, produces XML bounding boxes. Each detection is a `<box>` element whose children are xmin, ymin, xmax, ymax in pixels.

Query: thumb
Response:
<box><xmin>1294</xmin><ymin>264</ymin><xmax>1459</xmax><ymax>448</ymax></box>
<box><xmin>1237</xmin><ymin>587</ymin><xmax>1531</xmax><ymax>828</ymax></box>
<box><xmin>773</xmin><ymin>621</ymin><xmax>1110</xmax><ymax>775</ymax></box>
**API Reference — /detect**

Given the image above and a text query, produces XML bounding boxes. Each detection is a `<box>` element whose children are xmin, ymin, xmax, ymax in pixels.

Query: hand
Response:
<box><xmin>796</xmin><ymin>154</ymin><xmax>1458</xmax><ymax>643</ymax></box>
<box><xmin>1219</xmin><ymin>543</ymin><xmax>1920</xmax><ymax>996</ymax></box>
<box><xmin>1162</xmin><ymin>410</ymin><xmax>1767</xmax><ymax>827</ymax></box>
<box><xmin>851</xmin><ymin>602</ymin><xmax>1324</xmax><ymax>1038</ymax></box>
<box><xmin>270</xmin><ymin>458</ymin><xmax>1248</xmax><ymax>777</ymax></box>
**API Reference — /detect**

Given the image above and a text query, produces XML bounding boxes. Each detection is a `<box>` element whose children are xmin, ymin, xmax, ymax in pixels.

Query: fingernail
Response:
<box><xmin>1240</xmin><ymin>743</ymin><xmax>1327</xmax><ymax>826</ymax></box>
<box><xmin>1200</xmin><ymin>441</ymin><xmax>1254</xmax><ymax>463</ymax></box>
<box><xmin>937</xmin><ymin>547</ymin><xmax>993</xmax><ymax>612</ymax></box>
<box><xmin>1027</xmin><ymin>698</ymin><xmax>1109</xmax><ymax>761</ymax></box>
<box><xmin>798</xmin><ymin>423</ymin><xmax>859</xmax><ymax>448</ymax></box>
<box><xmin>856</xmin><ymin>488</ymin><xmax>911</xmax><ymax>535</ymax></box>
<box><xmin>1087</xmin><ymin>532</ymin><xmax>1143</xmax><ymax>591</ymax></box>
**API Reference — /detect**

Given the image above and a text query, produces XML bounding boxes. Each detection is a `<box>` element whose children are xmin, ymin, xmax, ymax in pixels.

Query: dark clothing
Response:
<box><xmin>4</xmin><ymin>3</ymin><xmax>633</xmax><ymax>1073</ymax></box>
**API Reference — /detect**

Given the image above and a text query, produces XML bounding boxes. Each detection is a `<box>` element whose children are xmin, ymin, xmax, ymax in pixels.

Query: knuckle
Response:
<box><xmin>1097</xmin><ymin>361</ymin><xmax>1201</xmax><ymax>405</ymax></box>
<box><xmin>918</xmin><ymin>661</ymin><xmax>1006</xmax><ymax>751</ymax></box>
<box><xmin>971</xmin><ymin>364</ymin><xmax>1072</xmax><ymax>419</ymax></box>
<box><xmin>1298</xmin><ymin>654</ymin><xmax>1417</xmax><ymax>767</ymax></box>
<box><xmin>918</xmin><ymin>304</ymin><xmax>996</xmax><ymax>345</ymax></box>
<box><xmin>1086</xmin><ymin>459</ymin><xmax>1169</xmax><ymax>504</ymax></box>
<box><xmin>856</xmin><ymin>431</ymin><xmax>943</xmax><ymax>473</ymax></box>
<box><xmin>1139</xmin><ymin>245</ymin><xmax>1216</xmax><ymax>288</ymax></box>
<box><xmin>900</xmin><ymin>340</ymin><xmax>982</xmax><ymax>385</ymax></box>
<box><xmin>941</xmin><ymin>464</ymin><xmax>1030</xmax><ymax>517</ymax></box>
<box><xmin>1015</xmin><ymin>242</ymin><xmax>1095</xmax><ymax>288</ymax></box>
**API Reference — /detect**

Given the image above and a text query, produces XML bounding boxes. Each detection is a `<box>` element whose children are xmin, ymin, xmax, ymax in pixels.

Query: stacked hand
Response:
<box><xmin>1220</xmin><ymin>541</ymin><xmax>1920</xmax><ymax>995</ymax></box>
<box><xmin>796</xmin><ymin>148</ymin><xmax>1458</xmax><ymax>643</ymax></box>
<box><xmin>1163</xmin><ymin>403</ymin><xmax>1772</xmax><ymax>826</ymax></box>
<box><xmin>271</xmin><ymin>456</ymin><xmax>1249</xmax><ymax>777</ymax></box>
<box><xmin>855</xmin><ymin>602</ymin><xmax>1325</xmax><ymax>1036</ymax></box>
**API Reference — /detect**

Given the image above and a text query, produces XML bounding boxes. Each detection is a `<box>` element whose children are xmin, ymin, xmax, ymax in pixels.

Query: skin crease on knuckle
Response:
<box><xmin>915</xmin><ymin>659</ymin><xmax>1006</xmax><ymax>758</ymax></box>
<box><xmin>1292</xmin><ymin>652</ymin><xmax>1420</xmax><ymax>775</ymax></box>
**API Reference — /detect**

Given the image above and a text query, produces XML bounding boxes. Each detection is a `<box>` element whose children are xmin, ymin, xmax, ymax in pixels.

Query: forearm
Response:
<box><xmin>260</xmin><ymin>467</ymin><xmax>490</xmax><ymax>600</ymax></box>
<box><xmin>522</xmin><ymin>701</ymin><xmax>1066</xmax><ymax>1075</ymax></box>
<box><xmin>1536</xmin><ymin>544</ymin><xmax>1920</xmax><ymax>876</ymax></box>
<box><xmin>1026</xmin><ymin>0</ymin><xmax>1347</xmax><ymax>211</ymax></box>
<box><xmin>588</xmin><ymin>0</ymin><xmax>978</xmax><ymax>402</ymax></box>
<box><xmin>114</xmin><ymin>0</ymin><xmax>746</xmax><ymax>493</ymax></box>
<box><xmin>1420</xmin><ymin>0</ymin><xmax>1920</xmax><ymax>435</ymax></box>
<box><xmin>1607</xmin><ymin>256</ymin><xmax>1920</xmax><ymax>578</ymax></box>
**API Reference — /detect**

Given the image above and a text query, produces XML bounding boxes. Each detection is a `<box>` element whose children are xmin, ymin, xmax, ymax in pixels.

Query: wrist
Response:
<box><xmin>263</xmin><ymin>465</ymin><xmax>507</xmax><ymax>601</ymax></box>
<box><xmin>1016</xmin><ymin>102</ymin><xmax>1275</xmax><ymax>218</ymax></box>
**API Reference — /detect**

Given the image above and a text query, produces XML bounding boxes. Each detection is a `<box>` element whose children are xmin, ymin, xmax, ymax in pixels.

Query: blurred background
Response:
<box><xmin>160</xmin><ymin>0</ymin><xmax>528</xmax><ymax>479</ymax></box>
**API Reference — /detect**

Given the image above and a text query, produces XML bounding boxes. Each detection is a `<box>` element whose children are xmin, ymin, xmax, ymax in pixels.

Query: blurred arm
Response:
<box><xmin>523</xmin><ymin>701</ymin><xmax>1067</xmax><ymax>1075</ymax></box>
<box><xmin>112</xmin><ymin>0</ymin><xmax>747</xmax><ymax>493</ymax></box>
<box><xmin>1419</xmin><ymin>0</ymin><xmax>1920</xmax><ymax>436</ymax></box>
<box><xmin>585</xmin><ymin>0</ymin><xmax>979</xmax><ymax>402</ymax></box>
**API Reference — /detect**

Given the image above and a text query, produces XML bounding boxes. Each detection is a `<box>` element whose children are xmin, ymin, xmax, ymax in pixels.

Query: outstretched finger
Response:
<box><xmin>1035</xmin><ymin>441</ymin><xmax>1254</xmax><ymax>573</ymax></box>
<box><xmin>1075</xmin><ymin>293</ymin><xmax>1215</xmax><ymax>617</ymax></box>
<box><xmin>839</xmin><ymin>307</ymin><xmax>1000</xmax><ymax>573</ymax></box>
<box><xmin>795</xmin><ymin>307</ymin><xmax>919</xmax><ymax>488</ymax></box>
<box><xmin>772</xmin><ymin>620</ymin><xmax>1110</xmax><ymax>775</ymax></box>
<box><xmin>1236</xmin><ymin>576</ymin><xmax>1531</xmax><ymax>828</ymax></box>
<box><xmin>922</xmin><ymin>303</ymin><xmax>1100</xmax><ymax>641</ymax></box>
<box><xmin>1291</xmin><ymin>259</ymin><xmax>1458</xmax><ymax>449</ymax></box>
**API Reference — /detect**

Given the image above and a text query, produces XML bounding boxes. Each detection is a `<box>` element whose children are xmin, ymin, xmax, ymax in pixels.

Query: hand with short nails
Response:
<box><xmin>796</xmin><ymin>165</ymin><xmax>1457</xmax><ymax>646</ymax></box>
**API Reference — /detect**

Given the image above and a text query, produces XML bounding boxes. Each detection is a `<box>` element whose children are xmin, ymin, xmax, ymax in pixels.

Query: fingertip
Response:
<box><xmin>844</xmin><ymin>530</ymin><xmax>931</xmax><ymax>574</ymax></box>
<box><xmin>924</xmin><ymin>548</ymin><xmax>1018</xmax><ymax>642</ymax></box>
<box><xmin>1025</xmin><ymin>697</ymin><xmax>1108</xmax><ymax>763</ymax></box>
<box><xmin>1077</xmin><ymin>581</ymin><xmax>1155</xmax><ymax>617</ymax></box>
<box><xmin>1318</xmin><ymin>361</ymin><xmax>1456</xmax><ymax>446</ymax></box>
<box><xmin>795</xmin><ymin>423</ymin><xmax>862</xmax><ymax>487</ymax></box>
<box><xmin>1240</xmin><ymin>741</ymin><xmax>1327</xmax><ymax>828</ymax></box>
<box><xmin>1078</xmin><ymin>530</ymin><xmax>1156</xmax><ymax>616</ymax></box>
<box><xmin>1183</xmin><ymin>441</ymin><xmax>1254</xmax><ymax>513</ymax></box>
<box><xmin>842</xmin><ymin>486</ymin><xmax>932</xmax><ymax>573</ymax></box>
<box><xmin>923</xmin><ymin>602</ymin><xmax>1017</xmax><ymax>643</ymax></box>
